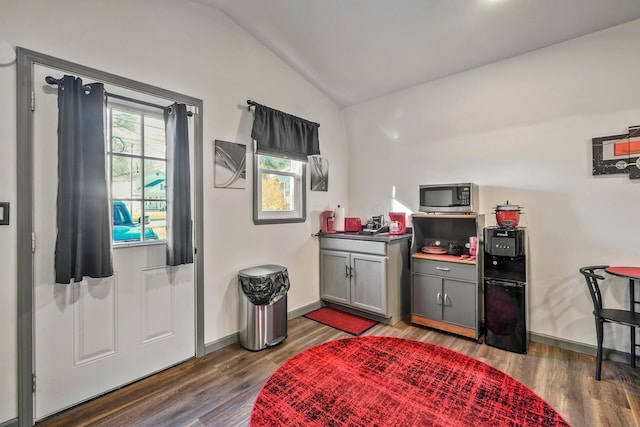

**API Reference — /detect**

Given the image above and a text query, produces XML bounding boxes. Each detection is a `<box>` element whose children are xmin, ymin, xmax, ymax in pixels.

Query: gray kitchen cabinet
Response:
<box><xmin>319</xmin><ymin>250</ymin><xmax>351</xmax><ymax>305</ymax></box>
<box><xmin>350</xmin><ymin>253</ymin><xmax>387</xmax><ymax>314</ymax></box>
<box><xmin>441</xmin><ymin>279</ymin><xmax>476</xmax><ymax>327</ymax></box>
<box><xmin>320</xmin><ymin>249</ymin><xmax>386</xmax><ymax>315</ymax></box>
<box><xmin>410</xmin><ymin>214</ymin><xmax>484</xmax><ymax>341</ymax></box>
<box><xmin>319</xmin><ymin>235</ymin><xmax>410</xmax><ymax>324</ymax></box>
<box><xmin>412</xmin><ymin>273</ymin><xmax>441</xmax><ymax>320</ymax></box>
<box><xmin>412</xmin><ymin>261</ymin><xmax>476</xmax><ymax>329</ymax></box>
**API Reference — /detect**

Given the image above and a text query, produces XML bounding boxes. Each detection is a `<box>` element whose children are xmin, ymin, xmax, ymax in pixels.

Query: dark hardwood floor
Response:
<box><xmin>37</xmin><ymin>317</ymin><xmax>640</xmax><ymax>427</ymax></box>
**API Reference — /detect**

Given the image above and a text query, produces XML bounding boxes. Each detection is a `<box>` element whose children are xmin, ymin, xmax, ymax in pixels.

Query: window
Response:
<box><xmin>253</xmin><ymin>153</ymin><xmax>306</xmax><ymax>224</ymax></box>
<box><xmin>108</xmin><ymin>104</ymin><xmax>166</xmax><ymax>243</ymax></box>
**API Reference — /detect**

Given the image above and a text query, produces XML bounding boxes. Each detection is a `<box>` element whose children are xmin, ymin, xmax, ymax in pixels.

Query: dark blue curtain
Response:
<box><xmin>250</xmin><ymin>104</ymin><xmax>320</xmax><ymax>160</ymax></box>
<box><xmin>55</xmin><ymin>75</ymin><xmax>113</xmax><ymax>284</ymax></box>
<box><xmin>165</xmin><ymin>103</ymin><xmax>193</xmax><ymax>266</ymax></box>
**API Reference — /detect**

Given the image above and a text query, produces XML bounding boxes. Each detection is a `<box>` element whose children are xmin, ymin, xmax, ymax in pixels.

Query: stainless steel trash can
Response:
<box><xmin>238</xmin><ymin>264</ymin><xmax>289</xmax><ymax>351</ymax></box>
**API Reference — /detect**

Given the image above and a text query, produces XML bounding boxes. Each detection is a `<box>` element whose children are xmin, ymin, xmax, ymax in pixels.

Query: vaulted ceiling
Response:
<box><xmin>195</xmin><ymin>0</ymin><xmax>640</xmax><ymax>108</ymax></box>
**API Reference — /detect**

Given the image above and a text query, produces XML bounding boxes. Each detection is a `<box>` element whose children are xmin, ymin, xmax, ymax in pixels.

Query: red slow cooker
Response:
<box><xmin>494</xmin><ymin>201</ymin><xmax>523</xmax><ymax>228</ymax></box>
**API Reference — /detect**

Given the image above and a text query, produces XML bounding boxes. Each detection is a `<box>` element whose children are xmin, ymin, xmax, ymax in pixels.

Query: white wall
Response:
<box><xmin>0</xmin><ymin>37</ymin><xmax>17</xmax><ymax>424</ymax></box>
<box><xmin>0</xmin><ymin>0</ymin><xmax>348</xmax><ymax>422</ymax></box>
<box><xmin>344</xmin><ymin>20</ymin><xmax>640</xmax><ymax>352</ymax></box>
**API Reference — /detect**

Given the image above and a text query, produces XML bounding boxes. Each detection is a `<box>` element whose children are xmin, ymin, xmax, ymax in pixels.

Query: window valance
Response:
<box><xmin>249</xmin><ymin>101</ymin><xmax>320</xmax><ymax>161</ymax></box>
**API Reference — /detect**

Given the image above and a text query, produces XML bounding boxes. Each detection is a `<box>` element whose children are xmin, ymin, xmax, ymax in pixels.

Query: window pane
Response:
<box><xmin>144</xmin><ymin>159</ymin><xmax>166</xmax><ymax>201</ymax></box>
<box><xmin>113</xmin><ymin>200</ymin><xmax>133</xmax><ymax>226</ymax></box>
<box><xmin>144</xmin><ymin>116</ymin><xmax>166</xmax><ymax>158</ymax></box>
<box><xmin>112</xmin><ymin>155</ymin><xmax>142</xmax><ymax>199</ymax></box>
<box><xmin>145</xmin><ymin>201</ymin><xmax>166</xmax><ymax>240</ymax></box>
<box><xmin>128</xmin><ymin>201</ymin><xmax>142</xmax><ymax>227</ymax></box>
<box><xmin>130</xmin><ymin>201</ymin><xmax>160</xmax><ymax>242</ymax></box>
<box><xmin>109</xmin><ymin>104</ymin><xmax>169</xmax><ymax>243</ymax></box>
<box><xmin>112</xmin><ymin>110</ymin><xmax>142</xmax><ymax>155</ymax></box>
<box><xmin>253</xmin><ymin>152</ymin><xmax>306</xmax><ymax>224</ymax></box>
<box><xmin>259</xmin><ymin>155</ymin><xmax>292</xmax><ymax>172</ymax></box>
<box><xmin>113</xmin><ymin>200</ymin><xmax>143</xmax><ymax>243</ymax></box>
<box><xmin>261</xmin><ymin>173</ymin><xmax>294</xmax><ymax>211</ymax></box>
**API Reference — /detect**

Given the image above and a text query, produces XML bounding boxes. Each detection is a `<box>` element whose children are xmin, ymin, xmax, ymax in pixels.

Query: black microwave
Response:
<box><xmin>419</xmin><ymin>183</ymin><xmax>478</xmax><ymax>213</ymax></box>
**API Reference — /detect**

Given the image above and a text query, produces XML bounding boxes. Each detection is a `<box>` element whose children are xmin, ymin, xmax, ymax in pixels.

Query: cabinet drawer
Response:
<box><xmin>412</xmin><ymin>259</ymin><xmax>475</xmax><ymax>281</ymax></box>
<box><xmin>320</xmin><ymin>238</ymin><xmax>386</xmax><ymax>256</ymax></box>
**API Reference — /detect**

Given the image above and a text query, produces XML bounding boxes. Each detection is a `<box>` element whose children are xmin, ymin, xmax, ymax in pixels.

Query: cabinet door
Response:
<box><xmin>351</xmin><ymin>253</ymin><xmax>387</xmax><ymax>315</ymax></box>
<box><xmin>320</xmin><ymin>250</ymin><xmax>350</xmax><ymax>305</ymax></box>
<box><xmin>412</xmin><ymin>274</ymin><xmax>442</xmax><ymax>321</ymax></box>
<box><xmin>442</xmin><ymin>279</ymin><xmax>476</xmax><ymax>328</ymax></box>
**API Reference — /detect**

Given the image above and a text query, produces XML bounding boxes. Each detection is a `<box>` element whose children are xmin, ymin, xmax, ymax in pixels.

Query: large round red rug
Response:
<box><xmin>250</xmin><ymin>336</ymin><xmax>570</xmax><ymax>426</ymax></box>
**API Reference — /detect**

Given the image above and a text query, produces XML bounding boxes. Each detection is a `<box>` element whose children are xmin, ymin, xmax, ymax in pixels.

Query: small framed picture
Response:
<box><xmin>0</xmin><ymin>202</ymin><xmax>9</xmax><ymax>225</ymax></box>
<box><xmin>310</xmin><ymin>156</ymin><xmax>329</xmax><ymax>191</ymax></box>
<box><xmin>214</xmin><ymin>140</ymin><xmax>246</xmax><ymax>189</ymax></box>
<box><xmin>592</xmin><ymin>126</ymin><xmax>640</xmax><ymax>179</ymax></box>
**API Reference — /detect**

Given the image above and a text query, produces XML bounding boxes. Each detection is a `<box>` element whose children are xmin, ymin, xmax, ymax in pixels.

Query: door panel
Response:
<box><xmin>412</xmin><ymin>275</ymin><xmax>442</xmax><ymax>320</ymax></box>
<box><xmin>73</xmin><ymin>277</ymin><xmax>117</xmax><ymax>364</ymax></box>
<box><xmin>32</xmin><ymin>64</ymin><xmax>195</xmax><ymax>420</ymax></box>
<box><xmin>351</xmin><ymin>254</ymin><xmax>386</xmax><ymax>315</ymax></box>
<box><xmin>142</xmin><ymin>266</ymin><xmax>175</xmax><ymax>343</ymax></box>
<box><xmin>320</xmin><ymin>250</ymin><xmax>350</xmax><ymax>304</ymax></box>
<box><xmin>442</xmin><ymin>279</ymin><xmax>476</xmax><ymax>328</ymax></box>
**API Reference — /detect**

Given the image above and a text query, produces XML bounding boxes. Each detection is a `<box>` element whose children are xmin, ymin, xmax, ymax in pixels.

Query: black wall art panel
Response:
<box><xmin>592</xmin><ymin>126</ymin><xmax>640</xmax><ymax>180</ymax></box>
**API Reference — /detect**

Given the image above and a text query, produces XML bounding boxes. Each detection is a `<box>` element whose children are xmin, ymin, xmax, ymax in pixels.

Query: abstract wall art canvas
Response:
<box><xmin>310</xmin><ymin>156</ymin><xmax>329</xmax><ymax>191</ymax></box>
<box><xmin>214</xmin><ymin>140</ymin><xmax>246</xmax><ymax>189</ymax></box>
<box><xmin>592</xmin><ymin>126</ymin><xmax>640</xmax><ymax>180</ymax></box>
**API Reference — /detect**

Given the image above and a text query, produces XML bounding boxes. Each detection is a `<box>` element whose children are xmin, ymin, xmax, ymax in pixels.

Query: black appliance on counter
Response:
<box><xmin>360</xmin><ymin>215</ymin><xmax>386</xmax><ymax>234</ymax></box>
<box><xmin>483</xmin><ymin>227</ymin><xmax>527</xmax><ymax>354</ymax></box>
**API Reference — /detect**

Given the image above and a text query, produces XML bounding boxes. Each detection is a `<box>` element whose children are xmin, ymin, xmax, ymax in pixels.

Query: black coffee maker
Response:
<box><xmin>483</xmin><ymin>227</ymin><xmax>527</xmax><ymax>354</ymax></box>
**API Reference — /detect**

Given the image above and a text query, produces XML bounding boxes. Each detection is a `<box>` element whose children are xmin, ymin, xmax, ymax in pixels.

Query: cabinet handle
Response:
<box><xmin>349</xmin><ymin>266</ymin><xmax>354</xmax><ymax>278</ymax></box>
<box><xmin>444</xmin><ymin>293</ymin><xmax>450</xmax><ymax>306</ymax></box>
<box><xmin>436</xmin><ymin>267</ymin><xmax>450</xmax><ymax>271</ymax></box>
<box><xmin>345</xmin><ymin>265</ymin><xmax>350</xmax><ymax>278</ymax></box>
<box><xmin>436</xmin><ymin>292</ymin><xmax>442</xmax><ymax>305</ymax></box>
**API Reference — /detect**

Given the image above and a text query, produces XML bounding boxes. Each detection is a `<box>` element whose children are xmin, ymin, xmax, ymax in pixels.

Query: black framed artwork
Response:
<box><xmin>310</xmin><ymin>156</ymin><xmax>329</xmax><ymax>191</ymax></box>
<box><xmin>592</xmin><ymin>126</ymin><xmax>640</xmax><ymax>179</ymax></box>
<box><xmin>214</xmin><ymin>139</ymin><xmax>247</xmax><ymax>189</ymax></box>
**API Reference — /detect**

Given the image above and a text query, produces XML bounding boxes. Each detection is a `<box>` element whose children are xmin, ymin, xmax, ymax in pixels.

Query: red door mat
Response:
<box><xmin>305</xmin><ymin>307</ymin><xmax>377</xmax><ymax>335</ymax></box>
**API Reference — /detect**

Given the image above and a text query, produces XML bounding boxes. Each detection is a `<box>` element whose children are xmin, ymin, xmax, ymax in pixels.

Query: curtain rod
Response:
<box><xmin>45</xmin><ymin>76</ymin><xmax>193</xmax><ymax>117</ymax></box>
<box><xmin>247</xmin><ymin>99</ymin><xmax>320</xmax><ymax>127</ymax></box>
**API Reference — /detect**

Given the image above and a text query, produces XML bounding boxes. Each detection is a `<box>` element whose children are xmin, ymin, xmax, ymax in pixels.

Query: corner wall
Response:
<box><xmin>0</xmin><ymin>0</ymin><xmax>348</xmax><ymax>422</ymax></box>
<box><xmin>343</xmin><ymin>19</ymin><xmax>640</xmax><ymax>353</ymax></box>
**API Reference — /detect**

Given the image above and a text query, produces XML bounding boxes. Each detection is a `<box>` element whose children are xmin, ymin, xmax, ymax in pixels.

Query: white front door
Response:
<box><xmin>32</xmin><ymin>64</ymin><xmax>196</xmax><ymax>420</ymax></box>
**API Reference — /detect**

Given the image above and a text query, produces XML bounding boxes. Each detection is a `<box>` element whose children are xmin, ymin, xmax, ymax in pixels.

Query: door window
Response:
<box><xmin>108</xmin><ymin>105</ymin><xmax>166</xmax><ymax>243</ymax></box>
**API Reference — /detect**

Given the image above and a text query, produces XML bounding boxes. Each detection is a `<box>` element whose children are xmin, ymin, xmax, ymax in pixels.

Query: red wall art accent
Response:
<box><xmin>592</xmin><ymin>126</ymin><xmax>640</xmax><ymax>179</ymax></box>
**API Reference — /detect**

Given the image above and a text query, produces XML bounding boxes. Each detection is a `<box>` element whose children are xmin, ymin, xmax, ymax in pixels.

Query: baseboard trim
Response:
<box><xmin>0</xmin><ymin>418</ymin><xmax>18</xmax><ymax>427</ymax></box>
<box><xmin>204</xmin><ymin>301</ymin><xmax>323</xmax><ymax>355</ymax></box>
<box><xmin>529</xmin><ymin>331</ymin><xmax>640</xmax><ymax>364</ymax></box>
<box><xmin>203</xmin><ymin>307</ymin><xmax>639</xmax><ymax>365</ymax></box>
<box><xmin>204</xmin><ymin>333</ymin><xmax>239</xmax><ymax>354</ymax></box>
<box><xmin>288</xmin><ymin>301</ymin><xmax>322</xmax><ymax>320</ymax></box>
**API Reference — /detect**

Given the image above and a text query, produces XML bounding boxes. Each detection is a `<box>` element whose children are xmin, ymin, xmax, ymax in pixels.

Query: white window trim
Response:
<box><xmin>253</xmin><ymin>151</ymin><xmax>307</xmax><ymax>224</ymax></box>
